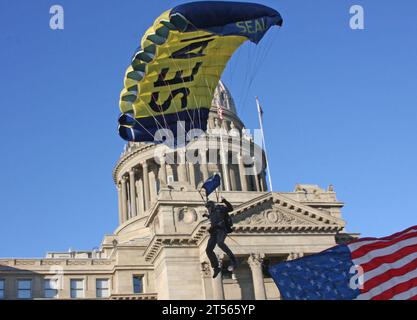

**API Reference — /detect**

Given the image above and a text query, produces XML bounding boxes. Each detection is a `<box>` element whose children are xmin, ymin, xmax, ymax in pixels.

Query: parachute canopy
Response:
<box><xmin>118</xmin><ymin>1</ymin><xmax>283</xmax><ymax>143</ymax></box>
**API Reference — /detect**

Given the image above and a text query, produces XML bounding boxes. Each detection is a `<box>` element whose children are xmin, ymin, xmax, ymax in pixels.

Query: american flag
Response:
<box><xmin>269</xmin><ymin>225</ymin><xmax>417</xmax><ymax>300</ymax></box>
<box><xmin>217</xmin><ymin>105</ymin><xmax>224</xmax><ymax>120</ymax></box>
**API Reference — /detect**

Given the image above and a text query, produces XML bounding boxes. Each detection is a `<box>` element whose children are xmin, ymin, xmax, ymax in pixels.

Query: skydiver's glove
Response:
<box><xmin>221</xmin><ymin>197</ymin><xmax>233</xmax><ymax>212</ymax></box>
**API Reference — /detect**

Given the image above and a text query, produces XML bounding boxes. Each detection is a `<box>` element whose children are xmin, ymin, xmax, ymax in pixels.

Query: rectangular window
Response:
<box><xmin>96</xmin><ymin>279</ymin><xmax>109</xmax><ymax>298</ymax></box>
<box><xmin>70</xmin><ymin>279</ymin><xmax>84</xmax><ymax>299</ymax></box>
<box><xmin>167</xmin><ymin>175</ymin><xmax>174</xmax><ymax>184</ymax></box>
<box><xmin>0</xmin><ymin>279</ymin><xmax>5</xmax><ymax>299</ymax></box>
<box><xmin>44</xmin><ymin>279</ymin><xmax>58</xmax><ymax>298</ymax></box>
<box><xmin>133</xmin><ymin>276</ymin><xmax>143</xmax><ymax>294</ymax></box>
<box><xmin>17</xmin><ymin>279</ymin><xmax>32</xmax><ymax>299</ymax></box>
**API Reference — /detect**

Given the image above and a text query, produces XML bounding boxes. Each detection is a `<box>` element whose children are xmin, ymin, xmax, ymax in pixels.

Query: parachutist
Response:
<box><xmin>204</xmin><ymin>198</ymin><xmax>237</xmax><ymax>278</ymax></box>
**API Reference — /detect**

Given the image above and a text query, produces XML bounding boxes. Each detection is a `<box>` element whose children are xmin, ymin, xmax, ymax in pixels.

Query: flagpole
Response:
<box><xmin>255</xmin><ymin>96</ymin><xmax>273</xmax><ymax>192</ymax></box>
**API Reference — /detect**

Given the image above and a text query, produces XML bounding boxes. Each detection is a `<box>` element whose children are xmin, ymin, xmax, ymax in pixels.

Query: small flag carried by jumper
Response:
<box><xmin>269</xmin><ymin>225</ymin><xmax>417</xmax><ymax>300</ymax></box>
<box><xmin>202</xmin><ymin>174</ymin><xmax>221</xmax><ymax>196</ymax></box>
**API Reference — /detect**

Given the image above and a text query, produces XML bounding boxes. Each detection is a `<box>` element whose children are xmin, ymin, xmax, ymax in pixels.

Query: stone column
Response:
<box><xmin>229</xmin><ymin>164</ymin><xmax>237</xmax><ymax>191</ymax></box>
<box><xmin>252</xmin><ymin>157</ymin><xmax>260</xmax><ymax>191</ymax></box>
<box><xmin>117</xmin><ymin>184</ymin><xmax>123</xmax><ymax>225</ymax></box>
<box><xmin>142</xmin><ymin>161</ymin><xmax>150</xmax><ymax>211</ymax></box>
<box><xmin>248</xmin><ymin>253</ymin><xmax>266</xmax><ymax>300</ymax></box>
<box><xmin>136</xmin><ymin>179</ymin><xmax>144</xmax><ymax>216</ymax></box>
<box><xmin>238</xmin><ymin>154</ymin><xmax>248</xmax><ymax>191</ymax></box>
<box><xmin>129</xmin><ymin>169</ymin><xmax>137</xmax><ymax>218</ymax></box>
<box><xmin>212</xmin><ymin>255</ymin><xmax>225</xmax><ymax>300</ymax></box>
<box><xmin>222</xmin><ymin>119</ymin><xmax>229</xmax><ymax>131</ymax></box>
<box><xmin>201</xmin><ymin>148</ymin><xmax>209</xmax><ymax>181</ymax></box>
<box><xmin>263</xmin><ymin>170</ymin><xmax>268</xmax><ymax>191</ymax></box>
<box><xmin>188</xmin><ymin>162</ymin><xmax>196</xmax><ymax>188</ymax></box>
<box><xmin>208</xmin><ymin>118</ymin><xmax>215</xmax><ymax>131</ymax></box>
<box><xmin>120</xmin><ymin>177</ymin><xmax>128</xmax><ymax>223</ymax></box>
<box><xmin>177</xmin><ymin>149</ymin><xmax>188</xmax><ymax>183</ymax></box>
<box><xmin>201</xmin><ymin>262</ymin><xmax>212</xmax><ymax>299</ymax></box>
<box><xmin>220</xmin><ymin>149</ymin><xmax>231</xmax><ymax>191</ymax></box>
<box><xmin>159</xmin><ymin>156</ymin><xmax>167</xmax><ymax>185</ymax></box>
<box><xmin>260</xmin><ymin>170</ymin><xmax>267</xmax><ymax>191</ymax></box>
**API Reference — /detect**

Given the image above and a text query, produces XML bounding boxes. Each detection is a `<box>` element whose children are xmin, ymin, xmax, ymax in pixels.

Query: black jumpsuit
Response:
<box><xmin>205</xmin><ymin>199</ymin><xmax>237</xmax><ymax>269</ymax></box>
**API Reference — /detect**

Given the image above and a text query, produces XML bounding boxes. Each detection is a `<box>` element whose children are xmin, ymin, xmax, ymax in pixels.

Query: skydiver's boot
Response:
<box><xmin>212</xmin><ymin>266</ymin><xmax>221</xmax><ymax>278</ymax></box>
<box><xmin>227</xmin><ymin>259</ymin><xmax>239</xmax><ymax>272</ymax></box>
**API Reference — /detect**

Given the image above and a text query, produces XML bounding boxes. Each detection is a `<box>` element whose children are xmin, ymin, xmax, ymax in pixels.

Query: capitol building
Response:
<box><xmin>0</xmin><ymin>82</ymin><xmax>356</xmax><ymax>300</ymax></box>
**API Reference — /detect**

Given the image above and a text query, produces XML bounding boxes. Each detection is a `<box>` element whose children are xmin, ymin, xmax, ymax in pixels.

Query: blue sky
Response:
<box><xmin>0</xmin><ymin>0</ymin><xmax>416</xmax><ymax>257</ymax></box>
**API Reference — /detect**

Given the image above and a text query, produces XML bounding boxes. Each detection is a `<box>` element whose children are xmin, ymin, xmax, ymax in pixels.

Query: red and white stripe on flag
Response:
<box><xmin>217</xmin><ymin>106</ymin><xmax>224</xmax><ymax>120</ymax></box>
<box><xmin>348</xmin><ymin>225</ymin><xmax>417</xmax><ymax>300</ymax></box>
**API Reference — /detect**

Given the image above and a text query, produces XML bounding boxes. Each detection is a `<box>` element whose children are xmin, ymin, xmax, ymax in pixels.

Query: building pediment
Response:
<box><xmin>237</xmin><ymin>207</ymin><xmax>315</xmax><ymax>226</ymax></box>
<box><xmin>231</xmin><ymin>192</ymin><xmax>345</xmax><ymax>232</ymax></box>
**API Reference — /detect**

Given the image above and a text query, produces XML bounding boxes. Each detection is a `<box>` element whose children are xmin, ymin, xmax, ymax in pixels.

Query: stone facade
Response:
<box><xmin>0</xmin><ymin>81</ymin><xmax>357</xmax><ymax>300</ymax></box>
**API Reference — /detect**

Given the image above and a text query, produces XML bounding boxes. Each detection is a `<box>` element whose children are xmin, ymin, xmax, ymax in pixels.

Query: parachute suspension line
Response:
<box><xmin>158</xmin><ymin>18</ymin><xmax>206</xmax><ymax>140</ymax></box>
<box><xmin>162</xmin><ymin>79</ymin><xmax>191</xmax><ymax>145</ymax></box>
<box><xmin>136</xmin><ymin>82</ymin><xmax>171</xmax><ymax>135</ymax></box>
<box><xmin>121</xmin><ymin>71</ymin><xmax>168</xmax><ymax>140</ymax></box>
<box><xmin>151</xmin><ymin>68</ymin><xmax>190</xmax><ymax>144</ymax></box>
<box><xmin>239</xmin><ymin>49</ymin><xmax>260</xmax><ymax>116</ymax></box>
<box><xmin>243</xmin><ymin>30</ymin><xmax>279</xmax><ymax>120</ymax></box>
<box><xmin>163</xmin><ymin>45</ymin><xmax>199</xmax><ymax>135</ymax></box>
<box><xmin>130</xmin><ymin>75</ymin><xmax>171</xmax><ymax>139</ymax></box>
<box><xmin>240</xmin><ymin>41</ymin><xmax>265</xmax><ymax>116</ymax></box>
<box><xmin>158</xmin><ymin>57</ymin><xmax>202</xmax><ymax>149</ymax></box>
<box><xmin>124</xmin><ymin>115</ymin><xmax>160</xmax><ymax>141</ymax></box>
<box><xmin>240</xmin><ymin>38</ymin><xmax>262</xmax><ymax>116</ymax></box>
<box><xmin>208</xmin><ymin>60</ymin><xmax>232</xmax><ymax>193</ymax></box>
<box><xmin>237</xmin><ymin>43</ymin><xmax>252</xmax><ymax>115</ymax></box>
<box><xmin>136</xmin><ymin>99</ymin><xmax>169</xmax><ymax>137</ymax></box>
<box><xmin>181</xmin><ymin>20</ymin><xmax>206</xmax><ymax>135</ymax></box>
<box><xmin>249</xmin><ymin>30</ymin><xmax>279</xmax><ymax>88</ymax></box>
<box><xmin>150</xmin><ymin>39</ymin><xmax>194</xmax><ymax>142</ymax></box>
<box><xmin>239</xmin><ymin>30</ymin><xmax>279</xmax><ymax>118</ymax></box>
<box><xmin>122</xmin><ymin>85</ymin><xmax>168</xmax><ymax>140</ymax></box>
<box><xmin>171</xmin><ymin>19</ymin><xmax>215</xmax><ymax>136</ymax></box>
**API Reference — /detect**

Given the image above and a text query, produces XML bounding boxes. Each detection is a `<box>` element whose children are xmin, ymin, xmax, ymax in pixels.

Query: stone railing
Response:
<box><xmin>109</xmin><ymin>293</ymin><xmax>157</xmax><ymax>300</ymax></box>
<box><xmin>0</xmin><ymin>258</ymin><xmax>113</xmax><ymax>268</ymax></box>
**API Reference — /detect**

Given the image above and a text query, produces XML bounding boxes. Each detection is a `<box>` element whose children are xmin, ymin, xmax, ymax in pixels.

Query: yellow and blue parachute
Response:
<box><xmin>118</xmin><ymin>1</ymin><xmax>283</xmax><ymax>143</ymax></box>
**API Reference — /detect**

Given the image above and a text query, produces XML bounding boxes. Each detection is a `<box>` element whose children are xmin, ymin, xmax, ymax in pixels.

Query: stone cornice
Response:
<box><xmin>0</xmin><ymin>258</ymin><xmax>114</xmax><ymax>267</ymax></box>
<box><xmin>232</xmin><ymin>224</ymin><xmax>343</xmax><ymax>233</ymax></box>
<box><xmin>112</xmin><ymin>143</ymin><xmax>158</xmax><ymax>184</ymax></box>
<box><xmin>0</xmin><ymin>258</ymin><xmax>116</xmax><ymax>274</ymax></box>
<box><xmin>299</xmin><ymin>201</ymin><xmax>345</xmax><ymax>208</ymax></box>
